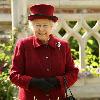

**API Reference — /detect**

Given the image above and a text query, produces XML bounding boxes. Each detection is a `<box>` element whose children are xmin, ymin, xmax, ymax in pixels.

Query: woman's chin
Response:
<box><xmin>37</xmin><ymin>34</ymin><xmax>49</xmax><ymax>39</ymax></box>
<box><xmin>38</xmin><ymin>37</ymin><xmax>49</xmax><ymax>43</ymax></box>
<box><xmin>38</xmin><ymin>38</ymin><xmax>47</xmax><ymax>41</ymax></box>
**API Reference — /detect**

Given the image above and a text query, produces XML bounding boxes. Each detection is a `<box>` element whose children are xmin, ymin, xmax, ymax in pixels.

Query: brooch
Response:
<box><xmin>56</xmin><ymin>42</ymin><xmax>61</xmax><ymax>50</ymax></box>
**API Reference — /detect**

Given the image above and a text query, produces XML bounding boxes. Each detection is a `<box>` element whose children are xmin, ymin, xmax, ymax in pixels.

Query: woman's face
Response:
<box><xmin>31</xmin><ymin>19</ymin><xmax>53</xmax><ymax>42</ymax></box>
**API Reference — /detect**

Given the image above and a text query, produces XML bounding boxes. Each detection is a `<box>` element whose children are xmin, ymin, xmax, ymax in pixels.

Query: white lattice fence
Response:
<box><xmin>52</xmin><ymin>14</ymin><xmax>100</xmax><ymax>99</ymax></box>
<box><xmin>53</xmin><ymin>13</ymin><xmax>100</xmax><ymax>70</ymax></box>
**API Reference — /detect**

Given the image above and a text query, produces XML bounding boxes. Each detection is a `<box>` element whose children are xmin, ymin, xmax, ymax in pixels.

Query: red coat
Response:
<box><xmin>10</xmin><ymin>34</ymin><xmax>79</xmax><ymax>100</ymax></box>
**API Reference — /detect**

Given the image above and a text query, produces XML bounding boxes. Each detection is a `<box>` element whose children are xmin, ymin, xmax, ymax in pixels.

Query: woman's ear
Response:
<box><xmin>28</xmin><ymin>21</ymin><xmax>35</xmax><ymax>34</ymax></box>
<box><xmin>52</xmin><ymin>22</ymin><xmax>58</xmax><ymax>30</ymax></box>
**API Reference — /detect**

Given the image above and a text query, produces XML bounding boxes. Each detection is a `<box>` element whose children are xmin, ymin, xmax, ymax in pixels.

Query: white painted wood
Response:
<box><xmin>11</xmin><ymin>0</ymin><xmax>19</xmax><ymax>28</ymax></box>
<box><xmin>55</xmin><ymin>13</ymin><xmax>100</xmax><ymax>69</ymax></box>
<box><xmin>0</xmin><ymin>14</ymin><xmax>11</xmax><ymax>21</ymax></box>
<box><xmin>71</xmin><ymin>78</ymin><xmax>100</xmax><ymax>98</ymax></box>
<box><xmin>27</xmin><ymin>0</ymin><xmax>100</xmax><ymax>8</ymax></box>
<box><xmin>11</xmin><ymin>0</ymin><xmax>27</xmax><ymax>28</ymax></box>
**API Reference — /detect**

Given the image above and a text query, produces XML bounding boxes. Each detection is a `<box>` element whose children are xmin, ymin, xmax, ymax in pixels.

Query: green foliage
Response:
<box><xmin>0</xmin><ymin>72</ymin><xmax>9</xmax><ymax>100</ymax></box>
<box><xmin>85</xmin><ymin>46</ymin><xmax>99</xmax><ymax>67</ymax></box>
<box><xmin>0</xmin><ymin>43</ymin><xmax>12</xmax><ymax>67</ymax></box>
<box><xmin>79</xmin><ymin>28</ymin><xmax>86</xmax><ymax>36</ymax></box>
<box><xmin>67</xmin><ymin>21</ymin><xmax>77</xmax><ymax>28</ymax></box>
<box><xmin>58</xmin><ymin>28</ymin><xmax>66</xmax><ymax>36</ymax></box>
<box><xmin>87</xmin><ymin>36</ymin><xmax>99</xmax><ymax>56</ymax></box>
<box><xmin>68</xmin><ymin>36</ymin><xmax>79</xmax><ymax>51</ymax></box>
<box><xmin>71</xmin><ymin>49</ymin><xmax>79</xmax><ymax>59</ymax></box>
<box><xmin>0</xmin><ymin>37</ymin><xmax>18</xmax><ymax>100</ymax></box>
<box><xmin>79</xmin><ymin>66</ymin><xmax>100</xmax><ymax>78</ymax></box>
<box><xmin>0</xmin><ymin>72</ymin><xmax>18</xmax><ymax>100</ymax></box>
<box><xmin>87</xmin><ymin>21</ymin><xmax>97</xmax><ymax>28</ymax></box>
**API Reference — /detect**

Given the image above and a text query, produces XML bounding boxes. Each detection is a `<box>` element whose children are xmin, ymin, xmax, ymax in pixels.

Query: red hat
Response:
<box><xmin>28</xmin><ymin>4</ymin><xmax>58</xmax><ymax>22</ymax></box>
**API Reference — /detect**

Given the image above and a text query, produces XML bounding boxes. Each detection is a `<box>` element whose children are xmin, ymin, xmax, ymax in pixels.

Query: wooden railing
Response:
<box><xmin>53</xmin><ymin>13</ymin><xmax>100</xmax><ymax>99</ymax></box>
<box><xmin>53</xmin><ymin>13</ymin><xmax>100</xmax><ymax>69</ymax></box>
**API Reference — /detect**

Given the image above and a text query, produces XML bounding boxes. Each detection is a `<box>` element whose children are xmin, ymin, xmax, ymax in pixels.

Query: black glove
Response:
<box><xmin>45</xmin><ymin>77</ymin><xmax>60</xmax><ymax>88</ymax></box>
<box><xmin>29</xmin><ymin>78</ymin><xmax>54</xmax><ymax>93</ymax></box>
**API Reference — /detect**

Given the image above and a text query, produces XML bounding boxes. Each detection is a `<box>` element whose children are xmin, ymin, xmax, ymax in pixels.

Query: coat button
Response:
<box><xmin>46</xmin><ymin>94</ymin><xmax>49</xmax><ymax>97</ymax></box>
<box><xmin>45</xmin><ymin>56</ymin><xmax>48</xmax><ymax>59</ymax></box>
<box><xmin>45</xmin><ymin>44</ymin><xmax>48</xmax><ymax>48</ymax></box>
<box><xmin>46</xmin><ymin>68</ymin><xmax>50</xmax><ymax>72</ymax></box>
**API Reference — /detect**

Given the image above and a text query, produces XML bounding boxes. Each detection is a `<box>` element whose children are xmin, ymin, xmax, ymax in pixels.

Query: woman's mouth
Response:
<box><xmin>38</xmin><ymin>33</ymin><xmax>46</xmax><ymax>35</ymax></box>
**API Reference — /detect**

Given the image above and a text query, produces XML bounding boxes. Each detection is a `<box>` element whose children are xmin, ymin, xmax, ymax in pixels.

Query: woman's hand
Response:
<box><xmin>45</xmin><ymin>77</ymin><xmax>60</xmax><ymax>88</ymax></box>
<box><xmin>29</xmin><ymin>78</ymin><xmax>54</xmax><ymax>93</ymax></box>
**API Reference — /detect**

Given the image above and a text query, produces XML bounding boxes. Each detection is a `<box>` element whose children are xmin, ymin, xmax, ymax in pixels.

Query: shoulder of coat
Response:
<box><xmin>16</xmin><ymin>35</ymin><xmax>35</xmax><ymax>47</ymax></box>
<box><xmin>53</xmin><ymin>35</ymin><xmax>69</xmax><ymax>46</ymax></box>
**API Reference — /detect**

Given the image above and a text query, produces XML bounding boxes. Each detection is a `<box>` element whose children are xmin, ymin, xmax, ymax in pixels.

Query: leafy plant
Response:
<box><xmin>0</xmin><ymin>37</ymin><xmax>18</xmax><ymax>100</ymax></box>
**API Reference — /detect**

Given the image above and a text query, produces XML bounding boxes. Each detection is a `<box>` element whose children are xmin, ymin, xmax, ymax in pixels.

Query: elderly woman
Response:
<box><xmin>10</xmin><ymin>4</ymin><xmax>79</xmax><ymax>100</ymax></box>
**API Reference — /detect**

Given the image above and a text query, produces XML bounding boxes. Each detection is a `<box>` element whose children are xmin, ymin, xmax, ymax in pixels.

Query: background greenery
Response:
<box><xmin>0</xmin><ymin>37</ymin><xmax>18</xmax><ymax>100</ymax></box>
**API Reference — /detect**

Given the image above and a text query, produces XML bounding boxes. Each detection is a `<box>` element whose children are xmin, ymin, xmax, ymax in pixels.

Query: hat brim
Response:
<box><xmin>28</xmin><ymin>14</ymin><xmax>58</xmax><ymax>22</ymax></box>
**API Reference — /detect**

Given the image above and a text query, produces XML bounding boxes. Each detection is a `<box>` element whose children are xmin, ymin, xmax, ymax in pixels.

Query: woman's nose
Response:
<box><xmin>39</xmin><ymin>26</ymin><xmax>45</xmax><ymax>31</ymax></box>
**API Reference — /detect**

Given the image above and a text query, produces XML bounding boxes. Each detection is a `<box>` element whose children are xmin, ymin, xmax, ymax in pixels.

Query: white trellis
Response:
<box><xmin>54</xmin><ymin>13</ymin><xmax>100</xmax><ymax>70</ymax></box>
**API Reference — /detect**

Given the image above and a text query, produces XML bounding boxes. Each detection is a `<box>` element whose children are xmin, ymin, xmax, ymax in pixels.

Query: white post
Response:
<box><xmin>22</xmin><ymin>0</ymin><xmax>28</xmax><ymax>21</ymax></box>
<box><xmin>11</xmin><ymin>0</ymin><xmax>28</xmax><ymax>39</ymax></box>
<box><xmin>11</xmin><ymin>0</ymin><xmax>19</xmax><ymax>42</ymax></box>
<box><xmin>79</xmin><ymin>41</ymin><xmax>86</xmax><ymax>69</ymax></box>
<box><xmin>11</xmin><ymin>0</ymin><xmax>19</xmax><ymax>29</ymax></box>
<box><xmin>17</xmin><ymin>0</ymin><xmax>27</xmax><ymax>24</ymax></box>
<box><xmin>11</xmin><ymin>0</ymin><xmax>27</xmax><ymax>29</ymax></box>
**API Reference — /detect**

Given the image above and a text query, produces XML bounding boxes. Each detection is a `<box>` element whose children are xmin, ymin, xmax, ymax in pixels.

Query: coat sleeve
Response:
<box><xmin>9</xmin><ymin>40</ymin><xmax>32</xmax><ymax>90</ymax></box>
<box><xmin>56</xmin><ymin>43</ymin><xmax>79</xmax><ymax>88</ymax></box>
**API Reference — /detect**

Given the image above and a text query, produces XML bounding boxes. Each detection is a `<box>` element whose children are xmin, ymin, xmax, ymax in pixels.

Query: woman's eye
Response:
<box><xmin>36</xmin><ymin>25</ymin><xmax>41</xmax><ymax>27</ymax></box>
<box><xmin>43</xmin><ymin>25</ymin><xmax>48</xmax><ymax>27</ymax></box>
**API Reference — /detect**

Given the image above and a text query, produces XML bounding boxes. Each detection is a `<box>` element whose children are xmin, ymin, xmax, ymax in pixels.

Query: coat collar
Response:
<box><xmin>33</xmin><ymin>34</ymin><xmax>57</xmax><ymax>48</ymax></box>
